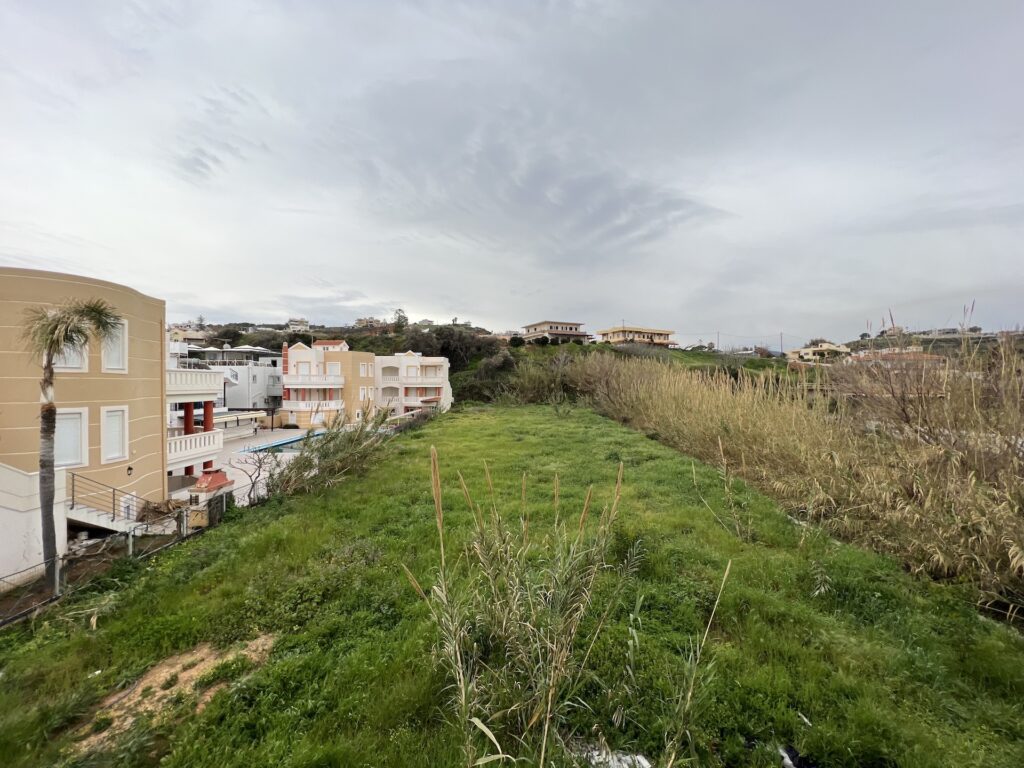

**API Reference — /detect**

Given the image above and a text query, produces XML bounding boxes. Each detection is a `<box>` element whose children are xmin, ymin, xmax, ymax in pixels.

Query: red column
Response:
<box><xmin>183</xmin><ymin>402</ymin><xmax>195</xmax><ymax>476</ymax></box>
<box><xmin>202</xmin><ymin>400</ymin><xmax>214</xmax><ymax>470</ymax></box>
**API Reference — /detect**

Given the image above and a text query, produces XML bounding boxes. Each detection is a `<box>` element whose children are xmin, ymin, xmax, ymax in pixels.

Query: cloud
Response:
<box><xmin>864</xmin><ymin>202</ymin><xmax>1024</xmax><ymax>234</ymax></box>
<box><xmin>0</xmin><ymin>0</ymin><xmax>1022</xmax><ymax>343</ymax></box>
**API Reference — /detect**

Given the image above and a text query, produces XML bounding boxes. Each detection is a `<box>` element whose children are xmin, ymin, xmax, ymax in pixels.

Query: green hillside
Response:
<box><xmin>1</xmin><ymin>407</ymin><xmax>1022</xmax><ymax>766</ymax></box>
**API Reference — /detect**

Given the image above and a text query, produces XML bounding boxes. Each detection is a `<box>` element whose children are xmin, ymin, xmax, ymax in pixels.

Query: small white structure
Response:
<box><xmin>785</xmin><ymin>342</ymin><xmax>851</xmax><ymax>363</ymax></box>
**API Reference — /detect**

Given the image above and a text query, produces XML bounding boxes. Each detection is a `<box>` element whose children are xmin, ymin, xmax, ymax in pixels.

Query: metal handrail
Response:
<box><xmin>69</xmin><ymin>473</ymin><xmax>145</xmax><ymax>522</ymax></box>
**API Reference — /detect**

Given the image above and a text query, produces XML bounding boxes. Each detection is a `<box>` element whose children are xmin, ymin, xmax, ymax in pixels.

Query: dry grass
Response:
<box><xmin>514</xmin><ymin>341</ymin><xmax>1024</xmax><ymax>619</ymax></box>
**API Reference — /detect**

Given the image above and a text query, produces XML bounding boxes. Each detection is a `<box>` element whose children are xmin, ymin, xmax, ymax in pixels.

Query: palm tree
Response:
<box><xmin>23</xmin><ymin>298</ymin><xmax>122</xmax><ymax>595</ymax></box>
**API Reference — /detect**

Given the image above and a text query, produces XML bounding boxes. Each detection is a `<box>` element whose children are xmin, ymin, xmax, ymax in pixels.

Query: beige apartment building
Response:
<box><xmin>280</xmin><ymin>341</ymin><xmax>377</xmax><ymax>428</ymax></box>
<box><xmin>596</xmin><ymin>325</ymin><xmax>675</xmax><ymax>346</ymax></box>
<box><xmin>1</xmin><ymin>269</ymin><xmax>165</xmax><ymax>578</ymax></box>
<box><xmin>522</xmin><ymin>321</ymin><xmax>588</xmax><ymax>343</ymax></box>
<box><xmin>375</xmin><ymin>352</ymin><xmax>453</xmax><ymax>416</ymax></box>
<box><xmin>0</xmin><ymin>268</ymin><xmax>225</xmax><ymax>583</ymax></box>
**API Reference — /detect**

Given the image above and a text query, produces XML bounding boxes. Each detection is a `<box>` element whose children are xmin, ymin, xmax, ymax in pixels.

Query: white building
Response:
<box><xmin>288</xmin><ymin>317</ymin><xmax>310</xmax><ymax>332</ymax></box>
<box><xmin>375</xmin><ymin>351</ymin><xmax>453</xmax><ymax>417</ymax></box>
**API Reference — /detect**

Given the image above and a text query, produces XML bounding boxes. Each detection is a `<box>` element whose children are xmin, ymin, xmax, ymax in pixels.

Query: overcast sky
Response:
<box><xmin>2</xmin><ymin>1</ymin><xmax>1022</xmax><ymax>349</ymax></box>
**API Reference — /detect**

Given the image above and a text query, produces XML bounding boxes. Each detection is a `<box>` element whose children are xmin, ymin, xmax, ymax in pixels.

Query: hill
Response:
<box><xmin>1</xmin><ymin>407</ymin><xmax>1022</xmax><ymax>766</ymax></box>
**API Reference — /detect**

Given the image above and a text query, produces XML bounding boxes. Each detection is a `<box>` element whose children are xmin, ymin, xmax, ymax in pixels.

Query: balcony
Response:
<box><xmin>166</xmin><ymin>368</ymin><xmax>223</xmax><ymax>403</ymax></box>
<box><xmin>282</xmin><ymin>373</ymin><xmax>344</xmax><ymax>387</ymax></box>
<box><xmin>282</xmin><ymin>399</ymin><xmax>343</xmax><ymax>411</ymax></box>
<box><xmin>406</xmin><ymin>374</ymin><xmax>446</xmax><ymax>385</ymax></box>
<box><xmin>166</xmin><ymin>429</ymin><xmax>224</xmax><ymax>472</ymax></box>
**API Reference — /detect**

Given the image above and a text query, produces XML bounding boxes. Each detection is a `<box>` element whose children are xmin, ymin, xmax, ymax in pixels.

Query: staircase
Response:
<box><xmin>67</xmin><ymin>474</ymin><xmax>176</xmax><ymax>536</ymax></box>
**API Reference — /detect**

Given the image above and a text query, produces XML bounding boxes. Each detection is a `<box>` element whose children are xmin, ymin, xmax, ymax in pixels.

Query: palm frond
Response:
<box><xmin>22</xmin><ymin>299</ymin><xmax>122</xmax><ymax>362</ymax></box>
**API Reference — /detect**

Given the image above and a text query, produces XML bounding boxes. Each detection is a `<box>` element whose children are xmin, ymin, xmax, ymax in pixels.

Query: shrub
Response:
<box><xmin>403</xmin><ymin>450</ymin><xmax>640</xmax><ymax>765</ymax></box>
<box><xmin>282</xmin><ymin>423</ymin><xmax>300</xmax><ymax>430</ymax></box>
<box><xmin>266</xmin><ymin>411</ymin><xmax>396</xmax><ymax>497</ymax></box>
<box><xmin>534</xmin><ymin>336</ymin><xmax>550</xmax><ymax>346</ymax></box>
<box><xmin>509</xmin><ymin>335</ymin><xmax>525</xmax><ymax>348</ymax></box>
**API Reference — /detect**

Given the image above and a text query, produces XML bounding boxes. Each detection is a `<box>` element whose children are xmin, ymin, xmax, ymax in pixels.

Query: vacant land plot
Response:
<box><xmin>1</xmin><ymin>406</ymin><xmax>1022</xmax><ymax>766</ymax></box>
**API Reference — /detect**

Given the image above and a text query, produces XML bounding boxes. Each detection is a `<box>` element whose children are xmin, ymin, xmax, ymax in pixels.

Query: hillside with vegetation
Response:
<box><xmin>2</xmin><ymin>407</ymin><xmax>1023</xmax><ymax>767</ymax></box>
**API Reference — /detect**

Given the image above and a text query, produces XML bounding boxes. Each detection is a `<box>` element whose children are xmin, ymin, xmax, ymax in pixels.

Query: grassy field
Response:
<box><xmin>1</xmin><ymin>406</ymin><xmax>1022</xmax><ymax>766</ymax></box>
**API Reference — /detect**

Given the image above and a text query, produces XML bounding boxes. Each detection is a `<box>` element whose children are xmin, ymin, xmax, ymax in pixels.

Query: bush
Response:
<box><xmin>266</xmin><ymin>412</ymin><xmax>395</xmax><ymax>497</ymax></box>
<box><xmin>533</xmin><ymin>336</ymin><xmax>549</xmax><ymax>346</ymax></box>
<box><xmin>508</xmin><ymin>335</ymin><xmax>525</xmax><ymax>348</ymax></box>
<box><xmin>404</xmin><ymin>450</ymin><xmax>639</xmax><ymax>764</ymax></box>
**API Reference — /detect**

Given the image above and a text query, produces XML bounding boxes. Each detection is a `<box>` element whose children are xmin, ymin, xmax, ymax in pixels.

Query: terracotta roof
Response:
<box><xmin>312</xmin><ymin>340</ymin><xmax>346</xmax><ymax>346</ymax></box>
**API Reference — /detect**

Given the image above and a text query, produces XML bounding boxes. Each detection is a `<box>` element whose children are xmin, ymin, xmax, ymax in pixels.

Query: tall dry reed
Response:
<box><xmin>515</xmin><ymin>344</ymin><xmax>1024</xmax><ymax>618</ymax></box>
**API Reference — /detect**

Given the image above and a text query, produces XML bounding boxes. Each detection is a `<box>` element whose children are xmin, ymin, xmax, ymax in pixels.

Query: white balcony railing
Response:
<box><xmin>282</xmin><ymin>399</ymin><xmax>343</xmax><ymax>411</ymax></box>
<box><xmin>166</xmin><ymin>368</ymin><xmax>223</xmax><ymax>402</ymax></box>
<box><xmin>282</xmin><ymin>374</ymin><xmax>344</xmax><ymax>387</ymax></box>
<box><xmin>166</xmin><ymin>429</ymin><xmax>224</xmax><ymax>471</ymax></box>
<box><xmin>381</xmin><ymin>375</ymin><xmax>445</xmax><ymax>385</ymax></box>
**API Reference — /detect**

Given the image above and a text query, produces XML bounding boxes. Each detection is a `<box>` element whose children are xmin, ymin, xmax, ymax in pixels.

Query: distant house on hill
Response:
<box><xmin>785</xmin><ymin>341</ymin><xmax>851</xmax><ymax>363</ymax></box>
<box><xmin>596</xmin><ymin>325</ymin><xmax>675</xmax><ymax>347</ymax></box>
<box><xmin>522</xmin><ymin>321</ymin><xmax>588</xmax><ymax>343</ymax></box>
<box><xmin>169</xmin><ymin>326</ymin><xmax>207</xmax><ymax>344</ymax></box>
<box><xmin>287</xmin><ymin>317</ymin><xmax>310</xmax><ymax>332</ymax></box>
<box><xmin>354</xmin><ymin>317</ymin><xmax>384</xmax><ymax>329</ymax></box>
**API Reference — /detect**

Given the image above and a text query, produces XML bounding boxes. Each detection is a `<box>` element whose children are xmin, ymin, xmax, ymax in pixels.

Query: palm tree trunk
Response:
<box><xmin>38</xmin><ymin>357</ymin><xmax>59</xmax><ymax>596</ymax></box>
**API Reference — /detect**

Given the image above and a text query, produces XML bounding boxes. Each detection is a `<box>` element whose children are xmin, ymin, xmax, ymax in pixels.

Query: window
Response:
<box><xmin>101</xmin><ymin>406</ymin><xmax>128</xmax><ymax>463</ymax></box>
<box><xmin>252</xmin><ymin>374</ymin><xmax>258</xmax><ymax>383</ymax></box>
<box><xmin>369</xmin><ymin>363</ymin><xmax>374</xmax><ymax>376</ymax></box>
<box><xmin>55</xmin><ymin>408</ymin><xmax>88</xmax><ymax>468</ymax></box>
<box><xmin>102</xmin><ymin>321</ymin><xmax>128</xmax><ymax>373</ymax></box>
<box><xmin>359</xmin><ymin>363</ymin><xmax>367</xmax><ymax>377</ymax></box>
<box><xmin>327</xmin><ymin>362</ymin><xmax>341</xmax><ymax>376</ymax></box>
<box><xmin>54</xmin><ymin>344</ymin><xmax>88</xmax><ymax>372</ymax></box>
<box><xmin>359</xmin><ymin>386</ymin><xmax>366</xmax><ymax>401</ymax></box>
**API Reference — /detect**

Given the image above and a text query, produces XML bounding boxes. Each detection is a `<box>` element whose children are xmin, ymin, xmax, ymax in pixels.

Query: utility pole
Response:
<box><xmin>716</xmin><ymin>331</ymin><xmax>720</xmax><ymax>350</ymax></box>
<box><xmin>780</xmin><ymin>332</ymin><xmax>784</xmax><ymax>356</ymax></box>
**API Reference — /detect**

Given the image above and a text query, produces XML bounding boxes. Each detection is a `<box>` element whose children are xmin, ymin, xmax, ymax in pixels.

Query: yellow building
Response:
<box><xmin>596</xmin><ymin>325</ymin><xmax>675</xmax><ymax>346</ymax></box>
<box><xmin>280</xmin><ymin>341</ymin><xmax>377</xmax><ymax>428</ymax></box>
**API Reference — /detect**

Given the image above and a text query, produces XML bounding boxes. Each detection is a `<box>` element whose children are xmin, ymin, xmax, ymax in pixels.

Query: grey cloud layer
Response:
<box><xmin>1</xmin><ymin>0</ymin><xmax>1022</xmax><ymax>340</ymax></box>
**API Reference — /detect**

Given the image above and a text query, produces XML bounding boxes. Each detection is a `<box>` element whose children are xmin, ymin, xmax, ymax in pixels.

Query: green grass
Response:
<box><xmin>1</xmin><ymin>406</ymin><xmax>1022</xmax><ymax>766</ymax></box>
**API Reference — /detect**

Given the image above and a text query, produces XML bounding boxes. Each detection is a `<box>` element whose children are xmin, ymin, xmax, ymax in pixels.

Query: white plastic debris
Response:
<box><xmin>582</xmin><ymin>747</ymin><xmax>652</xmax><ymax>768</ymax></box>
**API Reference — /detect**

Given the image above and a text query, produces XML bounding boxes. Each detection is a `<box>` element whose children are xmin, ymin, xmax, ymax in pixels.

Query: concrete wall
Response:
<box><xmin>0</xmin><ymin>463</ymin><xmax>68</xmax><ymax>588</ymax></box>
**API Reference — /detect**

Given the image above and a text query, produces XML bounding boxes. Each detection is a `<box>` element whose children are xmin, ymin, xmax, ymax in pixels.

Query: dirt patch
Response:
<box><xmin>73</xmin><ymin>634</ymin><xmax>274</xmax><ymax>755</ymax></box>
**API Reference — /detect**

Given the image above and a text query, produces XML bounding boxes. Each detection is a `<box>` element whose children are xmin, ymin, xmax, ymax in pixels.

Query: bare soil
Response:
<box><xmin>72</xmin><ymin>634</ymin><xmax>274</xmax><ymax>755</ymax></box>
